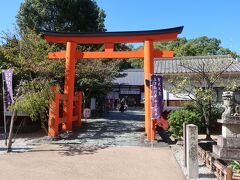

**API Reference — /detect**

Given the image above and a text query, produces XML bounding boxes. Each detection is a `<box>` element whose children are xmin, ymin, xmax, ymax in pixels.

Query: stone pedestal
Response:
<box><xmin>213</xmin><ymin>118</ymin><xmax>240</xmax><ymax>160</ymax></box>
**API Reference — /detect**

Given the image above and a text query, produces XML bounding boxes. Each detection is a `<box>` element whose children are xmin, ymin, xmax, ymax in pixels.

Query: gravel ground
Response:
<box><xmin>0</xmin><ymin>108</ymin><xmax>167</xmax><ymax>153</ymax></box>
<box><xmin>0</xmin><ymin>108</ymin><xmax>185</xmax><ymax>180</ymax></box>
<box><xmin>0</xmin><ymin>131</ymin><xmax>42</xmax><ymax>153</ymax></box>
<box><xmin>171</xmin><ymin>144</ymin><xmax>217</xmax><ymax>180</ymax></box>
<box><xmin>0</xmin><ymin>108</ymin><xmax>217</xmax><ymax>179</ymax></box>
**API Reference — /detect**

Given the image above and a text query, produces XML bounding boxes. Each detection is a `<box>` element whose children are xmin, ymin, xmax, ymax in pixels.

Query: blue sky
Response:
<box><xmin>1</xmin><ymin>0</ymin><xmax>240</xmax><ymax>53</ymax></box>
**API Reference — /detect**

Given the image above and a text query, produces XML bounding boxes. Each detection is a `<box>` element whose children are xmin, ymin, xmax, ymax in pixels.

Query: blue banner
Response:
<box><xmin>151</xmin><ymin>74</ymin><xmax>163</xmax><ymax>120</ymax></box>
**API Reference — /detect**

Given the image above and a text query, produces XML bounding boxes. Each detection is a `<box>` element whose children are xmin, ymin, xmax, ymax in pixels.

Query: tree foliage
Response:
<box><xmin>9</xmin><ymin>79</ymin><xmax>54</xmax><ymax>130</ymax></box>
<box><xmin>168</xmin><ymin>109</ymin><xmax>201</xmax><ymax>138</ymax></box>
<box><xmin>128</xmin><ymin>37</ymin><xmax>239</xmax><ymax>68</ymax></box>
<box><xmin>155</xmin><ymin>37</ymin><xmax>238</xmax><ymax>58</ymax></box>
<box><xmin>0</xmin><ymin>30</ymin><xmax>58</xmax><ymax>84</ymax></box>
<box><xmin>0</xmin><ymin>0</ymin><xmax>124</xmax><ymax>123</ymax></box>
<box><xmin>229</xmin><ymin>160</ymin><xmax>240</xmax><ymax>173</ymax></box>
<box><xmin>0</xmin><ymin>30</ymin><xmax>62</xmax><ymax>127</ymax></box>
<box><xmin>75</xmin><ymin>59</ymin><xmax>120</xmax><ymax>113</ymax></box>
<box><xmin>17</xmin><ymin>0</ymin><xmax>106</xmax><ymax>33</ymax></box>
<box><xmin>127</xmin><ymin>58</ymin><xmax>143</xmax><ymax>68</ymax></box>
<box><xmin>167</xmin><ymin>57</ymin><xmax>238</xmax><ymax>139</ymax></box>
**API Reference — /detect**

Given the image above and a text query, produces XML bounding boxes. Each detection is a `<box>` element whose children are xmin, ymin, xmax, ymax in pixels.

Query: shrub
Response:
<box><xmin>183</xmin><ymin>102</ymin><xmax>200</xmax><ymax>113</ymax></box>
<box><xmin>211</xmin><ymin>103</ymin><xmax>224</xmax><ymax>121</ymax></box>
<box><xmin>183</xmin><ymin>102</ymin><xmax>224</xmax><ymax>133</ymax></box>
<box><xmin>168</xmin><ymin>109</ymin><xmax>202</xmax><ymax>138</ymax></box>
<box><xmin>10</xmin><ymin>79</ymin><xmax>54</xmax><ymax>131</ymax></box>
<box><xmin>229</xmin><ymin>160</ymin><xmax>240</xmax><ymax>173</ymax></box>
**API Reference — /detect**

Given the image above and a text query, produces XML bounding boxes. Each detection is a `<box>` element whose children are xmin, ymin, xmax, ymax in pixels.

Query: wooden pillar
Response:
<box><xmin>74</xmin><ymin>91</ymin><xmax>82</xmax><ymax>127</ymax></box>
<box><xmin>144</xmin><ymin>40</ymin><xmax>155</xmax><ymax>141</ymax></box>
<box><xmin>48</xmin><ymin>93</ymin><xmax>60</xmax><ymax>137</ymax></box>
<box><xmin>104</xmin><ymin>43</ymin><xmax>114</xmax><ymax>52</ymax></box>
<box><xmin>62</xmin><ymin>41</ymin><xmax>77</xmax><ymax>131</ymax></box>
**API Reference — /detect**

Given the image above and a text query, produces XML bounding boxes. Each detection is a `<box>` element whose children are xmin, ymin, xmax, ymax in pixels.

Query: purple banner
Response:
<box><xmin>151</xmin><ymin>74</ymin><xmax>163</xmax><ymax>120</ymax></box>
<box><xmin>2</xmin><ymin>70</ymin><xmax>14</xmax><ymax>109</ymax></box>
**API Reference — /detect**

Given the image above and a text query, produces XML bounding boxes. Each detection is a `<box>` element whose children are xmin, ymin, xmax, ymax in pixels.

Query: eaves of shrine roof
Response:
<box><xmin>114</xmin><ymin>69</ymin><xmax>144</xmax><ymax>86</ymax></box>
<box><xmin>154</xmin><ymin>55</ymin><xmax>240</xmax><ymax>75</ymax></box>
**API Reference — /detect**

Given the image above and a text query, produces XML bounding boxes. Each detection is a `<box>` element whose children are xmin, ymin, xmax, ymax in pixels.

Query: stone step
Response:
<box><xmin>217</xmin><ymin>135</ymin><xmax>240</xmax><ymax>148</ymax></box>
<box><xmin>222</xmin><ymin>123</ymin><xmax>240</xmax><ymax>138</ymax></box>
<box><xmin>213</xmin><ymin>144</ymin><xmax>240</xmax><ymax>160</ymax></box>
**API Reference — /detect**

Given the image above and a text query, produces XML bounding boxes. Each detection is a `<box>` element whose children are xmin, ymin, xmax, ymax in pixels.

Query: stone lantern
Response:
<box><xmin>213</xmin><ymin>91</ymin><xmax>240</xmax><ymax>160</ymax></box>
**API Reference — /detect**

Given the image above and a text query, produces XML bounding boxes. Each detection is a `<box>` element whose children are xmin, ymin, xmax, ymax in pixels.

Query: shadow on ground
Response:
<box><xmin>47</xmin><ymin>110</ymin><xmax>147</xmax><ymax>146</ymax></box>
<box><xmin>26</xmin><ymin>143</ymin><xmax>108</xmax><ymax>156</ymax></box>
<box><xmin>1</xmin><ymin>109</ymin><xmax>171</xmax><ymax>156</ymax></box>
<box><xmin>58</xmin><ymin>144</ymin><xmax>109</xmax><ymax>156</ymax></box>
<box><xmin>156</xmin><ymin>126</ymin><xmax>177</xmax><ymax>145</ymax></box>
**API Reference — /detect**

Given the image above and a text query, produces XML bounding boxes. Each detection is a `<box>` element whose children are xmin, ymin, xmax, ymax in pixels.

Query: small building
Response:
<box><xmin>106</xmin><ymin>69</ymin><xmax>144</xmax><ymax>108</ymax></box>
<box><xmin>107</xmin><ymin>55</ymin><xmax>240</xmax><ymax>109</ymax></box>
<box><xmin>155</xmin><ymin>55</ymin><xmax>240</xmax><ymax>104</ymax></box>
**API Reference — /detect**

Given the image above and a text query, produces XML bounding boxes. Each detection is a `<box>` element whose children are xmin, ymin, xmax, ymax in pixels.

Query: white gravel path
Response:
<box><xmin>171</xmin><ymin>144</ymin><xmax>216</xmax><ymax>180</ymax></box>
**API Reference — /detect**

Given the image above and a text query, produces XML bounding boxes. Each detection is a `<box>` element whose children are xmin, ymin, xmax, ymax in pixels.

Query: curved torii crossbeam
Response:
<box><xmin>42</xmin><ymin>26</ymin><xmax>183</xmax><ymax>141</ymax></box>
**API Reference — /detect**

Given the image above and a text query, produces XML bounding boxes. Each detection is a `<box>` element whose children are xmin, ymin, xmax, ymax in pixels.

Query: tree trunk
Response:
<box><xmin>203</xmin><ymin>104</ymin><xmax>211</xmax><ymax>140</ymax></box>
<box><xmin>204</xmin><ymin>102</ymin><xmax>212</xmax><ymax>140</ymax></box>
<box><xmin>205</xmin><ymin>118</ymin><xmax>211</xmax><ymax>140</ymax></box>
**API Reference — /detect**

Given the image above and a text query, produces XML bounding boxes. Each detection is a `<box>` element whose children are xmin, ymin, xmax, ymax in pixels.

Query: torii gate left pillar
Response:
<box><xmin>42</xmin><ymin>26</ymin><xmax>183</xmax><ymax>140</ymax></box>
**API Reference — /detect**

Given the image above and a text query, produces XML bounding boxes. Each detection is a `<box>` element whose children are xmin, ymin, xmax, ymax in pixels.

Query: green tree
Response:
<box><xmin>127</xmin><ymin>58</ymin><xmax>143</xmax><ymax>68</ymax></box>
<box><xmin>168</xmin><ymin>109</ymin><xmax>201</xmax><ymax>138</ymax></box>
<box><xmin>0</xmin><ymin>30</ymin><xmax>61</xmax><ymax>126</ymax></box>
<box><xmin>126</xmin><ymin>36</ymin><xmax>239</xmax><ymax>69</ymax></box>
<box><xmin>167</xmin><ymin>57</ymin><xmax>237</xmax><ymax>139</ymax></box>
<box><xmin>0</xmin><ymin>30</ymin><xmax>57</xmax><ymax>85</ymax></box>
<box><xmin>122</xmin><ymin>46</ymin><xmax>144</xmax><ymax>69</ymax></box>
<box><xmin>155</xmin><ymin>37</ymin><xmax>238</xmax><ymax>58</ymax></box>
<box><xmin>75</xmin><ymin>59</ymin><xmax>120</xmax><ymax>114</ymax></box>
<box><xmin>10</xmin><ymin>0</ymin><xmax>124</xmax><ymax>117</ymax></box>
<box><xmin>17</xmin><ymin>0</ymin><xmax>106</xmax><ymax>33</ymax></box>
<box><xmin>10</xmin><ymin>79</ymin><xmax>54</xmax><ymax>130</ymax></box>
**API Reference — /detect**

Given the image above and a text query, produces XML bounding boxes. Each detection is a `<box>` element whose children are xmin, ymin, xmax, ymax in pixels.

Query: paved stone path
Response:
<box><xmin>25</xmin><ymin>108</ymin><xmax>168</xmax><ymax>147</ymax></box>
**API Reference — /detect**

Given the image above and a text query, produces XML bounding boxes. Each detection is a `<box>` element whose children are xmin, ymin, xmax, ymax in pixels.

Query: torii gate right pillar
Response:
<box><xmin>144</xmin><ymin>40</ymin><xmax>155</xmax><ymax>141</ymax></box>
<box><xmin>62</xmin><ymin>41</ymin><xmax>77</xmax><ymax>131</ymax></box>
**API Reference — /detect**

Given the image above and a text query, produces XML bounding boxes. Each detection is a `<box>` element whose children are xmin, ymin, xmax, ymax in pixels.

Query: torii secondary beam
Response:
<box><xmin>48</xmin><ymin>50</ymin><xmax>174</xmax><ymax>59</ymax></box>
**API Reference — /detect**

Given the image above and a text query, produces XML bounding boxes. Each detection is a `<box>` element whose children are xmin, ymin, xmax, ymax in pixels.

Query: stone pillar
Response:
<box><xmin>186</xmin><ymin>124</ymin><xmax>198</xmax><ymax>179</ymax></box>
<box><xmin>183</xmin><ymin>122</ymin><xmax>187</xmax><ymax>167</ymax></box>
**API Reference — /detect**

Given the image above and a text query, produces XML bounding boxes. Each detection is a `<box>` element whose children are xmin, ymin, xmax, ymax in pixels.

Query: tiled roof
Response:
<box><xmin>154</xmin><ymin>55</ymin><xmax>240</xmax><ymax>74</ymax></box>
<box><xmin>114</xmin><ymin>55</ymin><xmax>240</xmax><ymax>85</ymax></box>
<box><xmin>114</xmin><ymin>69</ymin><xmax>144</xmax><ymax>86</ymax></box>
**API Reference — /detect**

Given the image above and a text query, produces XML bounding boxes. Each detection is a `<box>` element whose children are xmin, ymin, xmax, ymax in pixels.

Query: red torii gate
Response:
<box><xmin>42</xmin><ymin>26</ymin><xmax>183</xmax><ymax>141</ymax></box>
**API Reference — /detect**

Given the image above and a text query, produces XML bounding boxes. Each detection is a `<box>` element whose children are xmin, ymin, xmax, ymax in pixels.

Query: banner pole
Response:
<box><xmin>2</xmin><ymin>71</ymin><xmax>7</xmax><ymax>146</ymax></box>
<box><xmin>7</xmin><ymin>110</ymin><xmax>17</xmax><ymax>152</ymax></box>
<box><xmin>150</xmin><ymin>75</ymin><xmax>153</xmax><ymax>146</ymax></box>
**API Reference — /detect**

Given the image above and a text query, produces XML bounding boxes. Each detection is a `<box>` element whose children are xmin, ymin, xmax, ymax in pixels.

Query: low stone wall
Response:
<box><xmin>198</xmin><ymin>145</ymin><xmax>240</xmax><ymax>180</ymax></box>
